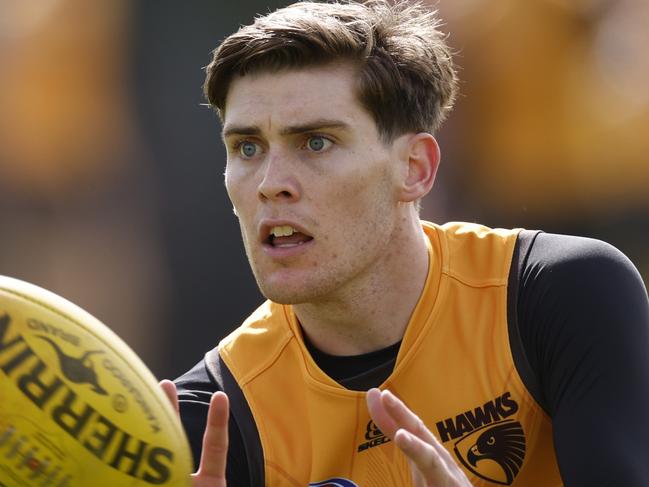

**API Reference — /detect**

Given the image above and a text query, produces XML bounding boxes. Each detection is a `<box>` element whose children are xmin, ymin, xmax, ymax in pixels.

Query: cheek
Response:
<box><xmin>224</xmin><ymin>165</ymin><xmax>236</xmax><ymax>201</ymax></box>
<box><xmin>225</xmin><ymin>166</ymin><xmax>252</xmax><ymax>210</ymax></box>
<box><xmin>330</xmin><ymin>159</ymin><xmax>393</xmax><ymax>209</ymax></box>
<box><xmin>224</xmin><ymin>169</ymin><xmax>257</xmax><ymax>245</ymax></box>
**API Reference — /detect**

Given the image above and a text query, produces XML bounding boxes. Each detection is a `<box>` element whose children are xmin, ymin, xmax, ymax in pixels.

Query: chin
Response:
<box><xmin>252</xmin><ymin>265</ymin><xmax>343</xmax><ymax>305</ymax></box>
<box><xmin>257</xmin><ymin>275</ymin><xmax>335</xmax><ymax>305</ymax></box>
<box><xmin>257</xmin><ymin>284</ymin><xmax>313</xmax><ymax>305</ymax></box>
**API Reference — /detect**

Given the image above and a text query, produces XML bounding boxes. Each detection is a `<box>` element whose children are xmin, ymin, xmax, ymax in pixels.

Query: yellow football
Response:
<box><xmin>0</xmin><ymin>275</ymin><xmax>192</xmax><ymax>486</ymax></box>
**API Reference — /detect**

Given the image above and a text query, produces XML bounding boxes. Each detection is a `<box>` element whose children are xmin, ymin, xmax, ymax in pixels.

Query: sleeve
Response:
<box><xmin>174</xmin><ymin>359</ymin><xmax>252</xmax><ymax>486</ymax></box>
<box><xmin>517</xmin><ymin>232</ymin><xmax>649</xmax><ymax>486</ymax></box>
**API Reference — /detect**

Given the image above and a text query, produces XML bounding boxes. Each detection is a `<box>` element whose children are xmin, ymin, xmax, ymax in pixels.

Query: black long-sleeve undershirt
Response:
<box><xmin>174</xmin><ymin>232</ymin><xmax>649</xmax><ymax>486</ymax></box>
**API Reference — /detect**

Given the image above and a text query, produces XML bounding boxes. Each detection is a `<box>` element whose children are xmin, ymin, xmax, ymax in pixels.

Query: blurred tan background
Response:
<box><xmin>0</xmin><ymin>0</ymin><xmax>647</xmax><ymax>378</ymax></box>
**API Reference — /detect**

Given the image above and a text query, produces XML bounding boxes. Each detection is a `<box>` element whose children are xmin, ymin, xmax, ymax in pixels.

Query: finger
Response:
<box><xmin>381</xmin><ymin>390</ymin><xmax>457</xmax><ymax>465</ymax></box>
<box><xmin>366</xmin><ymin>388</ymin><xmax>399</xmax><ymax>438</ymax></box>
<box><xmin>159</xmin><ymin>379</ymin><xmax>179</xmax><ymax>415</ymax></box>
<box><xmin>380</xmin><ymin>390</ymin><xmax>436</xmax><ymax>444</ymax></box>
<box><xmin>394</xmin><ymin>429</ymin><xmax>449</xmax><ymax>481</ymax></box>
<box><xmin>196</xmin><ymin>391</ymin><xmax>229</xmax><ymax>479</ymax></box>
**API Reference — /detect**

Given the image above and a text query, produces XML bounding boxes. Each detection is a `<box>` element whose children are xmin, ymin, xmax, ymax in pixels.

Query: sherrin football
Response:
<box><xmin>0</xmin><ymin>275</ymin><xmax>193</xmax><ymax>486</ymax></box>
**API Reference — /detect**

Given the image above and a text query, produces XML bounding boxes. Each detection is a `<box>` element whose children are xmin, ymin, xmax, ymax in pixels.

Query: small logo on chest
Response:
<box><xmin>436</xmin><ymin>392</ymin><xmax>526</xmax><ymax>485</ymax></box>
<box><xmin>309</xmin><ymin>479</ymin><xmax>359</xmax><ymax>487</ymax></box>
<box><xmin>357</xmin><ymin>420</ymin><xmax>391</xmax><ymax>452</ymax></box>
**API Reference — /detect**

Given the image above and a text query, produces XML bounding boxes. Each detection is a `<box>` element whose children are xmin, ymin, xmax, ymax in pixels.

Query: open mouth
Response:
<box><xmin>264</xmin><ymin>225</ymin><xmax>314</xmax><ymax>248</ymax></box>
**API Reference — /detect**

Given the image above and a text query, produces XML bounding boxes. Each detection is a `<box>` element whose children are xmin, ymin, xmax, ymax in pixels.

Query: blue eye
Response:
<box><xmin>239</xmin><ymin>141</ymin><xmax>259</xmax><ymax>158</ymax></box>
<box><xmin>306</xmin><ymin>136</ymin><xmax>332</xmax><ymax>152</ymax></box>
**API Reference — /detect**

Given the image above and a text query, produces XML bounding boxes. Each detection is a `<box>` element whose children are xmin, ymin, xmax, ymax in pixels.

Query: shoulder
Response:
<box><xmin>524</xmin><ymin>231</ymin><xmax>637</xmax><ymax>271</ymax></box>
<box><xmin>218</xmin><ymin>300</ymin><xmax>296</xmax><ymax>385</ymax></box>
<box><xmin>520</xmin><ymin>232</ymin><xmax>647</xmax><ymax>306</ymax></box>
<box><xmin>427</xmin><ymin>221</ymin><xmax>521</xmax><ymax>284</ymax></box>
<box><xmin>175</xmin><ymin>358</ymin><xmax>219</xmax><ymax>403</ymax></box>
<box><xmin>219</xmin><ymin>300</ymin><xmax>289</xmax><ymax>349</ymax></box>
<box><xmin>515</xmin><ymin>231</ymin><xmax>649</xmax><ymax>412</ymax></box>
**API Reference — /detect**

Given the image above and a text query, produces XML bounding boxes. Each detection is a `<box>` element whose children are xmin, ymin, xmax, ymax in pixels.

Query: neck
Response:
<box><xmin>293</xmin><ymin>214</ymin><xmax>430</xmax><ymax>356</ymax></box>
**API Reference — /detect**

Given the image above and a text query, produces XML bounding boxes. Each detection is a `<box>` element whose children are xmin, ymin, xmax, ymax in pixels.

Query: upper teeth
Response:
<box><xmin>271</xmin><ymin>225</ymin><xmax>296</xmax><ymax>237</ymax></box>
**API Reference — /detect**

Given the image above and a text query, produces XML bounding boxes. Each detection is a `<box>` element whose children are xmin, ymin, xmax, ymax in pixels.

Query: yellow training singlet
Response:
<box><xmin>211</xmin><ymin>222</ymin><xmax>563</xmax><ymax>486</ymax></box>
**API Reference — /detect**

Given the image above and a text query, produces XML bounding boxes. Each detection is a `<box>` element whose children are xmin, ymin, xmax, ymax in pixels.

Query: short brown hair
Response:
<box><xmin>204</xmin><ymin>0</ymin><xmax>458</xmax><ymax>141</ymax></box>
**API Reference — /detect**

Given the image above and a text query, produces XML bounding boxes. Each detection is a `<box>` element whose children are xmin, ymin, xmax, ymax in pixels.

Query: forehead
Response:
<box><xmin>223</xmin><ymin>63</ymin><xmax>373</xmax><ymax>133</ymax></box>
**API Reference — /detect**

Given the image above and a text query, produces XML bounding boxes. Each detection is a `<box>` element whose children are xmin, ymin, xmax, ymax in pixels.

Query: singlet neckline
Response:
<box><xmin>303</xmin><ymin>334</ymin><xmax>402</xmax><ymax>384</ymax></box>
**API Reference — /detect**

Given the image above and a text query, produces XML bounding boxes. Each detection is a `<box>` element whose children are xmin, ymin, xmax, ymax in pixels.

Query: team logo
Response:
<box><xmin>357</xmin><ymin>420</ymin><xmax>390</xmax><ymax>452</ymax></box>
<box><xmin>36</xmin><ymin>334</ymin><xmax>107</xmax><ymax>395</ymax></box>
<box><xmin>454</xmin><ymin>419</ymin><xmax>525</xmax><ymax>485</ymax></box>
<box><xmin>436</xmin><ymin>392</ymin><xmax>526</xmax><ymax>485</ymax></box>
<box><xmin>309</xmin><ymin>478</ymin><xmax>359</xmax><ymax>487</ymax></box>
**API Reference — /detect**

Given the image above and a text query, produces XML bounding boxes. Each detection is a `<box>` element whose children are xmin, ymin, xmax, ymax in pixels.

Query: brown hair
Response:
<box><xmin>204</xmin><ymin>0</ymin><xmax>458</xmax><ymax>141</ymax></box>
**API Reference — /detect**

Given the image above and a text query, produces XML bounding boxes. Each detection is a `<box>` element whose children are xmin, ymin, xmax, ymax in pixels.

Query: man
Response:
<box><xmin>162</xmin><ymin>1</ymin><xmax>649</xmax><ymax>486</ymax></box>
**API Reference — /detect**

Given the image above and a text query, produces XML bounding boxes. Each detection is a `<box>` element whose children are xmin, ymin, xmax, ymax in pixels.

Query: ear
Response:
<box><xmin>397</xmin><ymin>133</ymin><xmax>440</xmax><ymax>203</ymax></box>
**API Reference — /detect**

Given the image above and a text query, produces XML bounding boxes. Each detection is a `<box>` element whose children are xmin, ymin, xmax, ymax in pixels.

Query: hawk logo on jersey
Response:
<box><xmin>436</xmin><ymin>392</ymin><xmax>526</xmax><ymax>485</ymax></box>
<box><xmin>357</xmin><ymin>420</ymin><xmax>390</xmax><ymax>452</ymax></box>
<box><xmin>309</xmin><ymin>478</ymin><xmax>358</xmax><ymax>487</ymax></box>
<box><xmin>454</xmin><ymin>419</ymin><xmax>525</xmax><ymax>485</ymax></box>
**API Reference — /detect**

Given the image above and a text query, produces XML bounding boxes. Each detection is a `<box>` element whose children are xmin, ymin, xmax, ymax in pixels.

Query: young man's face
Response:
<box><xmin>222</xmin><ymin>63</ymin><xmax>407</xmax><ymax>304</ymax></box>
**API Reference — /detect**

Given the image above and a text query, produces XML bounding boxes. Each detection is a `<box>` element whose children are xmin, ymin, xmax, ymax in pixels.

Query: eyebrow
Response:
<box><xmin>222</xmin><ymin>119</ymin><xmax>350</xmax><ymax>139</ymax></box>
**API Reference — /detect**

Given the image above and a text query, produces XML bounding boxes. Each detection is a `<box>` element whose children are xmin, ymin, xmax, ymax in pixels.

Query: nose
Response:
<box><xmin>257</xmin><ymin>152</ymin><xmax>301</xmax><ymax>202</ymax></box>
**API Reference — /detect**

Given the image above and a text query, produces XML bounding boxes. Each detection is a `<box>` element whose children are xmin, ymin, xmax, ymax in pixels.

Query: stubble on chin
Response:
<box><xmin>254</xmin><ymin>278</ymin><xmax>312</xmax><ymax>305</ymax></box>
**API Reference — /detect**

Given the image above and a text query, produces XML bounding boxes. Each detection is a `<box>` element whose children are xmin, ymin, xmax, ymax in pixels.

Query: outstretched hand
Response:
<box><xmin>366</xmin><ymin>388</ymin><xmax>472</xmax><ymax>487</ymax></box>
<box><xmin>159</xmin><ymin>381</ymin><xmax>467</xmax><ymax>487</ymax></box>
<box><xmin>160</xmin><ymin>380</ymin><xmax>230</xmax><ymax>487</ymax></box>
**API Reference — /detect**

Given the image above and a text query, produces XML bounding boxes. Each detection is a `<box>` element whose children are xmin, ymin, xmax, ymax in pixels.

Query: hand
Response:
<box><xmin>366</xmin><ymin>388</ymin><xmax>472</xmax><ymax>487</ymax></box>
<box><xmin>160</xmin><ymin>380</ymin><xmax>230</xmax><ymax>487</ymax></box>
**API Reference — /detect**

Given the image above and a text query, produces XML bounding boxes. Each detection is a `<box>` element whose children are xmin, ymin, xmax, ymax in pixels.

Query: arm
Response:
<box><xmin>517</xmin><ymin>233</ymin><xmax>649</xmax><ymax>486</ymax></box>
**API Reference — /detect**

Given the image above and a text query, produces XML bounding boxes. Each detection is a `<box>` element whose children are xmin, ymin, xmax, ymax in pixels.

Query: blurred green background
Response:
<box><xmin>0</xmin><ymin>0</ymin><xmax>647</xmax><ymax>379</ymax></box>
